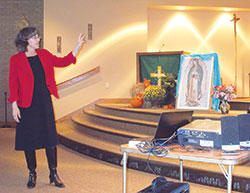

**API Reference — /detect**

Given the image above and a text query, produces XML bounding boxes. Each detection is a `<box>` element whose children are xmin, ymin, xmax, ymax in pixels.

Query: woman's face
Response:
<box><xmin>27</xmin><ymin>34</ymin><xmax>40</xmax><ymax>50</ymax></box>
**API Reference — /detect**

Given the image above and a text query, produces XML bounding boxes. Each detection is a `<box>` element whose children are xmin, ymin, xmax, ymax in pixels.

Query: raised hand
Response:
<box><xmin>73</xmin><ymin>33</ymin><xmax>87</xmax><ymax>57</ymax></box>
<box><xmin>78</xmin><ymin>33</ymin><xmax>87</xmax><ymax>45</ymax></box>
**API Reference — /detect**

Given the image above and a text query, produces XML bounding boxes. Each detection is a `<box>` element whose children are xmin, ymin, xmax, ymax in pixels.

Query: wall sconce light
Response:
<box><xmin>224</xmin><ymin>8</ymin><xmax>232</xmax><ymax>12</ymax></box>
<box><xmin>178</xmin><ymin>7</ymin><xmax>185</xmax><ymax>11</ymax></box>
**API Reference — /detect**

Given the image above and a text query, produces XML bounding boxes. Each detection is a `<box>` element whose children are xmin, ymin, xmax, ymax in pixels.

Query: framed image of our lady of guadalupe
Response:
<box><xmin>176</xmin><ymin>55</ymin><xmax>214</xmax><ymax>110</ymax></box>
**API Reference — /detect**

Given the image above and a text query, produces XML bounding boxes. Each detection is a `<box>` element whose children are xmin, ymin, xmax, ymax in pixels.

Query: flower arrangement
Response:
<box><xmin>130</xmin><ymin>83</ymin><xmax>144</xmax><ymax>97</ymax></box>
<box><xmin>212</xmin><ymin>84</ymin><xmax>237</xmax><ymax>101</ymax></box>
<box><xmin>143</xmin><ymin>85</ymin><xmax>166</xmax><ymax>101</ymax></box>
<box><xmin>130</xmin><ymin>79</ymin><xmax>152</xmax><ymax>98</ymax></box>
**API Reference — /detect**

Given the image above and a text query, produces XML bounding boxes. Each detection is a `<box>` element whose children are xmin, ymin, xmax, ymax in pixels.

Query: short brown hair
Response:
<box><xmin>15</xmin><ymin>27</ymin><xmax>39</xmax><ymax>52</ymax></box>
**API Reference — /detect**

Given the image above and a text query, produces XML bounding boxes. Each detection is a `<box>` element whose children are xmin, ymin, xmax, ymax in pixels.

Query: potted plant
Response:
<box><xmin>143</xmin><ymin>85</ymin><xmax>166</xmax><ymax>108</ymax></box>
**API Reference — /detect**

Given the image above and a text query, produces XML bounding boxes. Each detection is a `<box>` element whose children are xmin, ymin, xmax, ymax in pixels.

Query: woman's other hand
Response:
<box><xmin>12</xmin><ymin>101</ymin><xmax>21</xmax><ymax>123</ymax></box>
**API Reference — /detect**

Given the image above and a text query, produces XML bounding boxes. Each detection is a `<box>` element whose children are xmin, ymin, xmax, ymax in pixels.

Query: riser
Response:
<box><xmin>83</xmin><ymin>113</ymin><xmax>156</xmax><ymax>135</ymax></box>
<box><xmin>71</xmin><ymin>121</ymin><xmax>133</xmax><ymax>144</ymax></box>
<box><xmin>229</xmin><ymin>102</ymin><xmax>250</xmax><ymax>111</ymax></box>
<box><xmin>95</xmin><ymin>105</ymin><xmax>161</xmax><ymax>122</ymax></box>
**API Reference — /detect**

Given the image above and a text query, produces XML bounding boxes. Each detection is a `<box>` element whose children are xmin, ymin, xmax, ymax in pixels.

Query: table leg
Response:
<box><xmin>123</xmin><ymin>152</ymin><xmax>128</xmax><ymax>193</ymax></box>
<box><xmin>227</xmin><ymin>165</ymin><xmax>233</xmax><ymax>193</ymax></box>
<box><xmin>180</xmin><ymin>159</ymin><xmax>183</xmax><ymax>182</ymax></box>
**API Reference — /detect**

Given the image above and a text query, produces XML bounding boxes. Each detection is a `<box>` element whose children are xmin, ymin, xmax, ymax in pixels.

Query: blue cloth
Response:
<box><xmin>176</xmin><ymin>53</ymin><xmax>221</xmax><ymax>111</ymax></box>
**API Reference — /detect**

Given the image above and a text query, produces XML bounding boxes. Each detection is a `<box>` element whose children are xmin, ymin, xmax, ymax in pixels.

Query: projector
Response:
<box><xmin>177</xmin><ymin>119</ymin><xmax>221</xmax><ymax>148</ymax></box>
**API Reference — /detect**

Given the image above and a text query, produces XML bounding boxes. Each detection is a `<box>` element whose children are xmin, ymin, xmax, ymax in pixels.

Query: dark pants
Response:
<box><xmin>24</xmin><ymin>146</ymin><xmax>57</xmax><ymax>173</ymax></box>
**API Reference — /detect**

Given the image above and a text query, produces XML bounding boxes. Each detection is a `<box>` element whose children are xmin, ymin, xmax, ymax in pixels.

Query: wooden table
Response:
<box><xmin>120</xmin><ymin>144</ymin><xmax>250</xmax><ymax>193</ymax></box>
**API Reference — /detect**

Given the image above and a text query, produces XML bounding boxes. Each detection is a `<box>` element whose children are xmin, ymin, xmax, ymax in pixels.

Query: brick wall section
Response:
<box><xmin>0</xmin><ymin>0</ymin><xmax>43</xmax><ymax>123</ymax></box>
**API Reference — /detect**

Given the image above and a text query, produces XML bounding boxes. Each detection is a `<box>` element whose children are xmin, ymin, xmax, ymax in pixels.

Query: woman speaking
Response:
<box><xmin>8</xmin><ymin>27</ymin><xmax>86</xmax><ymax>189</ymax></box>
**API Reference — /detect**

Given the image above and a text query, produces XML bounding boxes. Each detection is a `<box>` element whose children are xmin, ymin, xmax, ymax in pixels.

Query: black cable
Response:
<box><xmin>146</xmin><ymin>153</ymin><xmax>157</xmax><ymax>177</ymax></box>
<box><xmin>136</xmin><ymin>132</ymin><xmax>179</xmax><ymax>156</ymax></box>
<box><xmin>152</xmin><ymin>132</ymin><xmax>178</xmax><ymax>146</ymax></box>
<box><xmin>136</xmin><ymin>140</ymin><xmax>169</xmax><ymax>156</ymax></box>
<box><xmin>135</xmin><ymin>134</ymin><xmax>176</xmax><ymax>177</ymax></box>
<box><xmin>135</xmin><ymin>132</ymin><xmax>225</xmax><ymax>178</ymax></box>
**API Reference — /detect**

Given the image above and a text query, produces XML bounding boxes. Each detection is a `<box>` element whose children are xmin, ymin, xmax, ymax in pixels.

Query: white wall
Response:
<box><xmin>44</xmin><ymin>0</ymin><xmax>250</xmax><ymax>119</ymax></box>
<box><xmin>148</xmin><ymin>8</ymin><xmax>250</xmax><ymax>97</ymax></box>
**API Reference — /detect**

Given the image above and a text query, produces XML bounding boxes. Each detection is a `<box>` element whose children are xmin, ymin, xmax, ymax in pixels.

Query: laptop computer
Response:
<box><xmin>129</xmin><ymin>110</ymin><xmax>193</xmax><ymax>147</ymax></box>
<box><xmin>153</xmin><ymin>110</ymin><xmax>194</xmax><ymax>144</ymax></box>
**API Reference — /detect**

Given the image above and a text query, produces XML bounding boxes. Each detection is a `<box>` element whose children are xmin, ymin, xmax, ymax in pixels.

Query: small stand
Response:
<box><xmin>1</xmin><ymin>92</ymin><xmax>11</xmax><ymax>128</ymax></box>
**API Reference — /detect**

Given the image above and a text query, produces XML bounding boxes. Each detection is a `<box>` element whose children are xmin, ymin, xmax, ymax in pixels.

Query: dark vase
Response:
<box><xmin>220</xmin><ymin>100</ymin><xmax>230</xmax><ymax>114</ymax></box>
<box><xmin>165</xmin><ymin>94</ymin><xmax>176</xmax><ymax>107</ymax></box>
<box><xmin>142</xmin><ymin>100</ymin><xmax>152</xmax><ymax>108</ymax></box>
<box><xmin>151</xmin><ymin>100</ymin><xmax>161</xmax><ymax>108</ymax></box>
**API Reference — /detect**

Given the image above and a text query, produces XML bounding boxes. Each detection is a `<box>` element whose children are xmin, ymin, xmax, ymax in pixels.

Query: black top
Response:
<box><xmin>15</xmin><ymin>55</ymin><xmax>58</xmax><ymax>150</ymax></box>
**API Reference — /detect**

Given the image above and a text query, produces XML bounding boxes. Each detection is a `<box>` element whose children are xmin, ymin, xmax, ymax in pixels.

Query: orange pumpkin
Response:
<box><xmin>131</xmin><ymin>96</ymin><xmax>143</xmax><ymax>108</ymax></box>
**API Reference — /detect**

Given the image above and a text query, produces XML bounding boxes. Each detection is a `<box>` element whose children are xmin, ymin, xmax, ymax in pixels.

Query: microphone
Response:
<box><xmin>159</xmin><ymin>44</ymin><xmax>165</xmax><ymax>52</ymax></box>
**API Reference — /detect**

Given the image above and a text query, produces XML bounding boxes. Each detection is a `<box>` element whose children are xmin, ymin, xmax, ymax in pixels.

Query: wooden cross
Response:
<box><xmin>231</xmin><ymin>13</ymin><xmax>240</xmax><ymax>92</ymax></box>
<box><xmin>150</xmin><ymin>66</ymin><xmax>166</xmax><ymax>87</ymax></box>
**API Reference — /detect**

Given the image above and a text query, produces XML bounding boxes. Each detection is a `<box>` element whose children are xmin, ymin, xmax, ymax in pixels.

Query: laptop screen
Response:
<box><xmin>154</xmin><ymin>110</ymin><xmax>193</xmax><ymax>140</ymax></box>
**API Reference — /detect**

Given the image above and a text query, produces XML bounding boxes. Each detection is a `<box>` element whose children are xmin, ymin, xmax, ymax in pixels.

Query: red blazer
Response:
<box><xmin>8</xmin><ymin>49</ymin><xmax>76</xmax><ymax>108</ymax></box>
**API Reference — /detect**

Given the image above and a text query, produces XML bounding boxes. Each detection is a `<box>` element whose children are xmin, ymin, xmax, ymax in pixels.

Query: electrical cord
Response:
<box><xmin>135</xmin><ymin>132</ymin><xmax>178</xmax><ymax>177</ymax></box>
<box><xmin>135</xmin><ymin>132</ymin><xmax>227</xmax><ymax>178</ymax></box>
<box><xmin>136</xmin><ymin>139</ymin><xmax>169</xmax><ymax>156</ymax></box>
<box><xmin>136</xmin><ymin>132</ymin><xmax>178</xmax><ymax>156</ymax></box>
<box><xmin>146</xmin><ymin>153</ymin><xmax>157</xmax><ymax>177</ymax></box>
<box><xmin>152</xmin><ymin>132</ymin><xmax>178</xmax><ymax>146</ymax></box>
<box><xmin>135</xmin><ymin>140</ymin><xmax>163</xmax><ymax>177</ymax></box>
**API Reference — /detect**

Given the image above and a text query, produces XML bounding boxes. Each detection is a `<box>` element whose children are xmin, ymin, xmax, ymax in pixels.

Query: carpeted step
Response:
<box><xmin>193</xmin><ymin>110</ymin><xmax>247</xmax><ymax>120</ymax></box>
<box><xmin>83</xmin><ymin>109</ymin><xmax>157</xmax><ymax>135</ymax></box>
<box><xmin>95</xmin><ymin>103</ymin><xmax>162</xmax><ymax>122</ymax></box>
<box><xmin>96</xmin><ymin>102</ymin><xmax>247</xmax><ymax>121</ymax></box>
<box><xmin>71</xmin><ymin>115</ymin><xmax>152</xmax><ymax>144</ymax></box>
<box><xmin>57</xmin><ymin>121</ymin><xmax>120</xmax><ymax>152</ymax></box>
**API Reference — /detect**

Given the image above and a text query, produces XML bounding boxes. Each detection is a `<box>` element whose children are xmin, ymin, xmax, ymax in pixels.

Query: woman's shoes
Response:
<box><xmin>49</xmin><ymin>171</ymin><xmax>65</xmax><ymax>188</ymax></box>
<box><xmin>26</xmin><ymin>171</ymin><xmax>65</xmax><ymax>188</ymax></box>
<box><xmin>27</xmin><ymin>171</ymin><xmax>37</xmax><ymax>189</ymax></box>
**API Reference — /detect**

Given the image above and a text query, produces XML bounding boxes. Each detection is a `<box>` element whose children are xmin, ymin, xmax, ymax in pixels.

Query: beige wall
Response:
<box><xmin>44</xmin><ymin>0</ymin><xmax>250</xmax><ymax>119</ymax></box>
<box><xmin>148</xmin><ymin>8</ymin><xmax>250</xmax><ymax>97</ymax></box>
